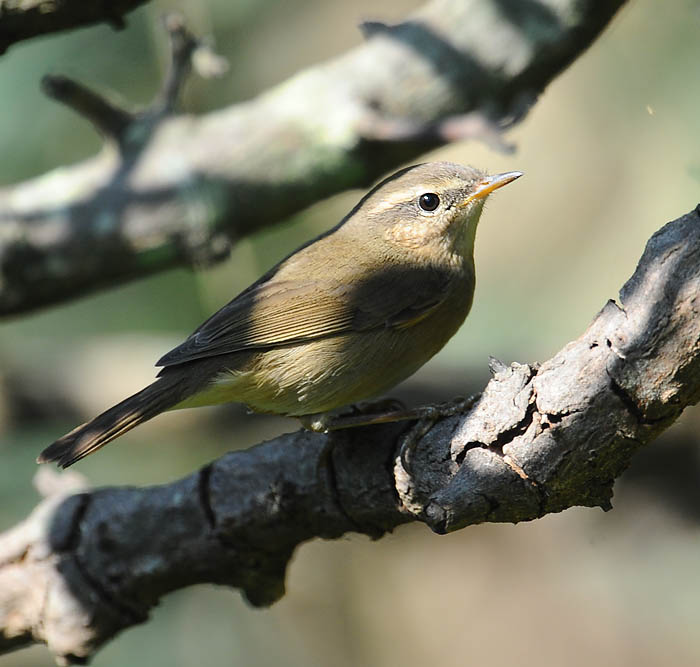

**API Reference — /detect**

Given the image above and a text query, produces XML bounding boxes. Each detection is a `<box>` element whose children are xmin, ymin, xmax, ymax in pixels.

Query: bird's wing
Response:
<box><xmin>156</xmin><ymin>266</ymin><xmax>451</xmax><ymax>368</ymax></box>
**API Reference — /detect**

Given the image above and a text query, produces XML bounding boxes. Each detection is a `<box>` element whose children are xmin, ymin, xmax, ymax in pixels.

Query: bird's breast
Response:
<box><xmin>178</xmin><ymin>268</ymin><xmax>475</xmax><ymax>417</ymax></box>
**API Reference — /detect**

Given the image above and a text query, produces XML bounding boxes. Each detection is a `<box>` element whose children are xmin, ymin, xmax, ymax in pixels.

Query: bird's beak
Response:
<box><xmin>459</xmin><ymin>171</ymin><xmax>523</xmax><ymax>207</ymax></box>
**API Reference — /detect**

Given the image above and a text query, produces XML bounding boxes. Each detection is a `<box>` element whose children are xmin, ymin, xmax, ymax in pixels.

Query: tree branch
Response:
<box><xmin>39</xmin><ymin>15</ymin><xmax>207</xmax><ymax>151</ymax></box>
<box><xmin>0</xmin><ymin>0</ymin><xmax>150</xmax><ymax>54</ymax></box>
<box><xmin>1</xmin><ymin>206</ymin><xmax>698</xmax><ymax>663</ymax></box>
<box><xmin>41</xmin><ymin>75</ymin><xmax>133</xmax><ymax>145</ymax></box>
<box><xmin>0</xmin><ymin>0</ymin><xmax>625</xmax><ymax>316</ymax></box>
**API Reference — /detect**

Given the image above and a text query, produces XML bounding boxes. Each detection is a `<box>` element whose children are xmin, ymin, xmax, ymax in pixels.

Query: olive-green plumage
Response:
<box><xmin>38</xmin><ymin>162</ymin><xmax>521</xmax><ymax>467</ymax></box>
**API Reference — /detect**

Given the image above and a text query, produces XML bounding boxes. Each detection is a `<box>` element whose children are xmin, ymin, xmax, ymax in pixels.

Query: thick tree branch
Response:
<box><xmin>0</xmin><ymin>0</ymin><xmax>625</xmax><ymax>316</ymax></box>
<box><xmin>0</xmin><ymin>0</ymin><xmax>150</xmax><ymax>54</ymax></box>
<box><xmin>1</xmin><ymin>206</ymin><xmax>698</xmax><ymax>663</ymax></box>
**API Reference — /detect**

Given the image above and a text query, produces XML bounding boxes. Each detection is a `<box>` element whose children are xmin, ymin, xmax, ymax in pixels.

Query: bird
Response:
<box><xmin>38</xmin><ymin>162</ymin><xmax>522</xmax><ymax>468</ymax></box>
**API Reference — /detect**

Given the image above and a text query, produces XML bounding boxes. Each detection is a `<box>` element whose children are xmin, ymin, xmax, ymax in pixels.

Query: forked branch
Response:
<box><xmin>0</xmin><ymin>0</ymin><xmax>625</xmax><ymax>315</ymax></box>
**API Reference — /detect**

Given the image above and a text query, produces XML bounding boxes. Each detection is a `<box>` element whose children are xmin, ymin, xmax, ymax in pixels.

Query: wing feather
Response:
<box><xmin>157</xmin><ymin>265</ymin><xmax>452</xmax><ymax>368</ymax></box>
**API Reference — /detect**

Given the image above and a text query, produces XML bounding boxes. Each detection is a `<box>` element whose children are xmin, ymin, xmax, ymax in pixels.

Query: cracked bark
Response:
<box><xmin>1</xmin><ymin>205</ymin><xmax>699</xmax><ymax>664</ymax></box>
<box><xmin>0</xmin><ymin>0</ymin><xmax>625</xmax><ymax>315</ymax></box>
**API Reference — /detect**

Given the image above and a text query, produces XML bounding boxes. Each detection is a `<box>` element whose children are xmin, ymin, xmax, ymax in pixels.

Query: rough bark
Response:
<box><xmin>1</xmin><ymin>206</ymin><xmax>699</xmax><ymax>664</ymax></box>
<box><xmin>0</xmin><ymin>0</ymin><xmax>150</xmax><ymax>53</ymax></box>
<box><xmin>0</xmin><ymin>0</ymin><xmax>625</xmax><ymax>316</ymax></box>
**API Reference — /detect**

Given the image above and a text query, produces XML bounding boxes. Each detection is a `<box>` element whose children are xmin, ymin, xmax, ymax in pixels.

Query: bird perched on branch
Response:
<box><xmin>38</xmin><ymin>162</ymin><xmax>521</xmax><ymax>468</ymax></box>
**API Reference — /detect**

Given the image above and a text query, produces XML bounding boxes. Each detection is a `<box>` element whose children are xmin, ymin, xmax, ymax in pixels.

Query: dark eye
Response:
<box><xmin>418</xmin><ymin>192</ymin><xmax>440</xmax><ymax>212</ymax></box>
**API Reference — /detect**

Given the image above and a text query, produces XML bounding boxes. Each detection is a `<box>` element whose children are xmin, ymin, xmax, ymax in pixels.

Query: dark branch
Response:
<box><xmin>0</xmin><ymin>205</ymin><xmax>698</xmax><ymax>663</ymax></box>
<box><xmin>0</xmin><ymin>0</ymin><xmax>150</xmax><ymax>54</ymax></box>
<box><xmin>0</xmin><ymin>0</ymin><xmax>626</xmax><ymax>316</ymax></box>
<box><xmin>154</xmin><ymin>14</ymin><xmax>200</xmax><ymax>114</ymax></box>
<box><xmin>42</xmin><ymin>75</ymin><xmax>133</xmax><ymax>144</ymax></box>
<box><xmin>41</xmin><ymin>13</ymin><xmax>209</xmax><ymax>153</ymax></box>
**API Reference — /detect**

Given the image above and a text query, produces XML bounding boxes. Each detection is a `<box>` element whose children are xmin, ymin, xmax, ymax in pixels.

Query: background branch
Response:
<box><xmin>0</xmin><ymin>0</ymin><xmax>625</xmax><ymax>316</ymax></box>
<box><xmin>1</xmin><ymin>205</ymin><xmax>698</xmax><ymax>664</ymax></box>
<box><xmin>0</xmin><ymin>0</ymin><xmax>150</xmax><ymax>54</ymax></box>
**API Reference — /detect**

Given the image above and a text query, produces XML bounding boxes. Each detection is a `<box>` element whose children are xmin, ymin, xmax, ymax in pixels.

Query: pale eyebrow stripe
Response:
<box><xmin>366</xmin><ymin>177</ymin><xmax>468</xmax><ymax>215</ymax></box>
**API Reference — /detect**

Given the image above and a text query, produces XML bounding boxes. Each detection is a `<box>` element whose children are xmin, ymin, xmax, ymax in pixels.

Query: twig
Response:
<box><xmin>42</xmin><ymin>75</ymin><xmax>133</xmax><ymax>145</ymax></box>
<box><xmin>155</xmin><ymin>14</ymin><xmax>200</xmax><ymax>114</ymax></box>
<box><xmin>41</xmin><ymin>13</ymin><xmax>210</xmax><ymax>153</ymax></box>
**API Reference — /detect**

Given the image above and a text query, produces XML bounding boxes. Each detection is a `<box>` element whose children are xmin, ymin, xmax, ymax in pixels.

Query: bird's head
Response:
<box><xmin>347</xmin><ymin>161</ymin><xmax>522</xmax><ymax>267</ymax></box>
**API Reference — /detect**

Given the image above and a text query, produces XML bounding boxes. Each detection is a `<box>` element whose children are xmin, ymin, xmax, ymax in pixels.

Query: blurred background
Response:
<box><xmin>1</xmin><ymin>0</ymin><xmax>700</xmax><ymax>665</ymax></box>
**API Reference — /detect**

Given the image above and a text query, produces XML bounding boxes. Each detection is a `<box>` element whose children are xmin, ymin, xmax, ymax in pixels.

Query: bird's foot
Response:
<box><xmin>299</xmin><ymin>398</ymin><xmax>408</xmax><ymax>433</ymax></box>
<box><xmin>301</xmin><ymin>393</ymin><xmax>480</xmax><ymax>473</ymax></box>
<box><xmin>396</xmin><ymin>394</ymin><xmax>480</xmax><ymax>473</ymax></box>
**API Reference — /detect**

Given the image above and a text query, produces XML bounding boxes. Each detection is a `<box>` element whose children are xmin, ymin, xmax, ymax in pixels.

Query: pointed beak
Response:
<box><xmin>458</xmin><ymin>171</ymin><xmax>523</xmax><ymax>207</ymax></box>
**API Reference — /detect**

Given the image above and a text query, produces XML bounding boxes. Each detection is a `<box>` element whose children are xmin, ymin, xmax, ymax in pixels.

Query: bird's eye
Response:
<box><xmin>418</xmin><ymin>192</ymin><xmax>440</xmax><ymax>212</ymax></box>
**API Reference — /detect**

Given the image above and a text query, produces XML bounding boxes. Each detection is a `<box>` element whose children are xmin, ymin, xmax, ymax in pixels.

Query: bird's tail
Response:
<box><xmin>38</xmin><ymin>375</ymin><xmax>190</xmax><ymax>468</ymax></box>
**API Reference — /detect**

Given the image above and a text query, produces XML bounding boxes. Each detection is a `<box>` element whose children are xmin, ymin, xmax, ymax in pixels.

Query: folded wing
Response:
<box><xmin>157</xmin><ymin>265</ymin><xmax>451</xmax><ymax>368</ymax></box>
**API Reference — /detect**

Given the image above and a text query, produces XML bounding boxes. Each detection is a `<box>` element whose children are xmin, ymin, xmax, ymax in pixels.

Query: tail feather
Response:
<box><xmin>38</xmin><ymin>377</ymin><xmax>187</xmax><ymax>468</ymax></box>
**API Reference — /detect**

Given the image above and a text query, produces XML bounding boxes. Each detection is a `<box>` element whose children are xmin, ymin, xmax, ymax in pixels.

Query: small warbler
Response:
<box><xmin>39</xmin><ymin>162</ymin><xmax>521</xmax><ymax>467</ymax></box>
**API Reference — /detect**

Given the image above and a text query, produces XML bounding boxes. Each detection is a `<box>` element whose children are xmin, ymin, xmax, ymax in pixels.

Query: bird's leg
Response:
<box><xmin>301</xmin><ymin>394</ymin><xmax>481</xmax><ymax>471</ymax></box>
<box><xmin>298</xmin><ymin>398</ymin><xmax>406</xmax><ymax>432</ymax></box>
